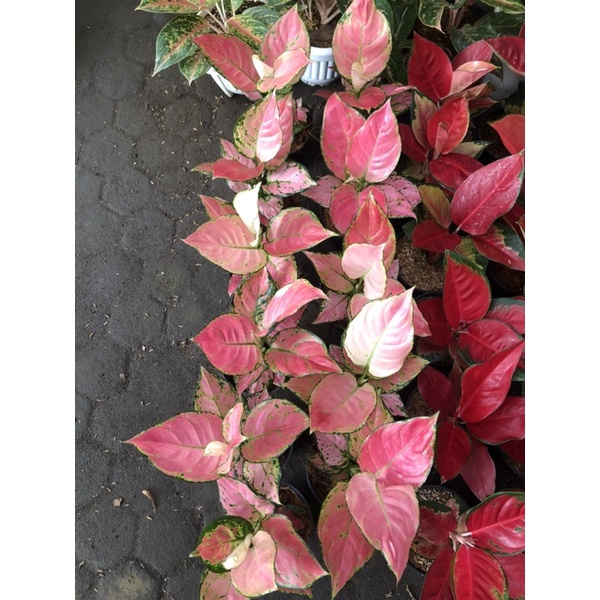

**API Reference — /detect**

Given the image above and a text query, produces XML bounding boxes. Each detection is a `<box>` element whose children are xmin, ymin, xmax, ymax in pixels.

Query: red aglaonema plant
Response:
<box><xmin>128</xmin><ymin>0</ymin><xmax>525</xmax><ymax>598</ymax></box>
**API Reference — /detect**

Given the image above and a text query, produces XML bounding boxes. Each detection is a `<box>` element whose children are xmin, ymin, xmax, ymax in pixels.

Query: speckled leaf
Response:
<box><xmin>358</xmin><ymin>415</ymin><xmax>437</xmax><ymax>487</ymax></box>
<box><xmin>480</xmin><ymin>0</ymin><xmax>524</xmax><ymax>15</ymax></box>
<box><xmin>310</xmin><ymin>373</ymin><xmax>377</xmax><ymax>434</ymax></box>
<box><xmin>452</xmin><ymin>545</ymin><xmax>508</xmax><ymax>600</ymax></box>
<box><xmin>451</xmin><ymin>154</ymin><xmax>524</xmax><ymax>235</ymax></box>
<box><xmin>265</xmin><ymin>328</ymin><xmax>341</xmax><ymax>377</ymax></box>
<box><xmin>243</xmin><ymin>459</ymin><xmax>281</xmax><ymax>504</ymax></box>
<box><xmin>232</xmin><ymin>268</ymin><xmax>275</xmax><ymax>323</ymax></box>
<box><xmin>313</xmin><ymin>291</ymin><xmax>350</xmax><ymax>324</ymax></box>
<box><xmin>200</xmin><ymin>571</ymin><xmax>246</xmax><ymax>600</ymax></box>
<box><xmin>347</xmin><ymin>473</ymin><xmax>419</xmax><ymax>582</ymax></box>
<box><xmin>178</xmin><ymin>48</ymin><xmax>211</xmax><ymax>83</ymax></box>
<box><xmin>194</xmin><ymin>313</ymin><xmax>262</xmax><ymax>376</ymax></box>
<box><xmin>218</xmin><ymin>477</ymin><xmax>275</xmax><ymax>524</ymax></box>
<box><xmin>154</xmin><ymin>16</ymin><xmax>210</xmax><ymax>74</ymax></box>
<box><xmin>302</xmin><ymin>175</ymin><xmax>342</xmax><ymax>208</ymax></box>
<box><xmin>227</xmin><ymin>8</ymin><xmax>280</xmax><ymax>49</ymax></box>
<box><xmin>374</xmin><ymin>354</ymin><xmax>429</xmax><ymax>392</ymax></box>
<box><xmin>284</xmin><ymin>374</ymin><xmax>326</xmax><ymax>403</ymax></box>
<box><xmin>194</xmin><ymin>367</ymin><xmax>238</xmax><ymax>418</ymax></box>
<box><xmin>263</xmin><ymin>161</ymin><xmax>315</xmax><ymax>197</ymax></box>
<box><xmin>315</xmin><ymin>432</ymin><xmax>349</xmax><ymax>468</ymax></box>
<box><xmin>318</xmin><ymin>481</ymin><xmax>374</xmax><ymax>598</ymax></box>
<box><xmin>262</xmin><ymin>515</ymin><xmax>328</xmax><ymax>591</ymax></box>
<box><xmin>184</xmin><ymin>215</ymin><xmax>268</xmax><ymax>275</ymax></box>
<box><xmin>264</xmin><ymin>208</ymin><xmax>338</xmax><ymax>256</ymax></box>
<box><xmin>137</xmin><ymin>0</ymin><xmax>202</xmax><ymax>12</ymax></box>
<box><xmin>417</xmin><ymin>0</ymin><xmax>452</xmax><ymax>31</ymax></box>
<box><xmin>347</xmin><ymin>397</ymin><xmax>394</xmax><ymax>458</ymax></box>
<box><xmin>304</xmin><ymin>252</ymin><xmax>354</xmax><ymax>294</ymax></box>
<box><xmin>231</xmin><ymin>531</ymin><xmax>277</xmax><ymax>597</ymax></box>
<box><xmin>241</xmin><ymin>399</ymin><xmax>309</xmax><ymax>462</ymax></box>
<box><xmin>126</xmin><ymin>412</ymin><xmax>225</xmax><ymax>482</ymax></box>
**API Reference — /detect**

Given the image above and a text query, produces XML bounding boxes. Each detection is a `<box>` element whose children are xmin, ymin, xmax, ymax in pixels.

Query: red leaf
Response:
<box><xmin>459</xmin><ymin>439</ymin><xmax>496</xmax><ymax>501</ymax></box>
<box><xmin>398</xmin><ymin>123</ymin><xmax>427</xmax><ymax>163</ymax></box>
<box><xmin>486</xmin><ymin>298</ymin><xmax>524</xmax><ymax>335</ymax></box>
<box><xmin>429</xmin><ymin>154</ymin><xmax>484</xmax><ymax>192</ymax></box>
<box><xmin>418</xmin><ymin>184</ymin><xmax>451</xmax><ymax>228</ymax></box>
<box><xmin>426</xmin><ymin>98</ymin><xmax>470</xmax><ymax>158</ymax></box>
<box><xmin>465</xmin><ymin>492</ymin><xmax>525</xmax><ymax>554</ymax></box>
<box><xmin>408</xmin><ymin>34</ymin><xmax>453</xmax><ymax>102</ymax></box>
<box><xmin>420</xmin><ymin>547</ymin><xmax>454</xmax><ymax>600</ymax></box>
<box><xmin>472</xmin><ymin>223</ymin><xmax>525</xmax><ymax>271</ymax></box>
<box><xmin>451</xmin><ymin>154</ymin><xmax>524</xmax><ymax>235</ymax></box>
<box><xmin>467</xmin><ymin>396</ymin><xmax>524</xmax><ymax>445</ymax></box>
<box><xmin>417</xmin><ymin>366</ymin><xmax>457</xmax><ymax>419</ymax></box>
<box><xmin>195</xmin><ymin>314</ymin><xmax>262</xmax><ymax>376</ymax></box>
<box><xmin>496</xmin><ymin>552</ymin><xmax>525</xmax><ymax>599</ymax></box>
<box><xmin>490</xmin><ymin>114</ymin><xmax>525</xmax><ymax>155</ymax></box>
<box><xmin>417</xmin><ymin>297</ymin><xmax>452</xmax><ymax>348</ymax></box>
<box><xmin>487</xmin><ymin>36</ymin><xmax>525</xmax><ymax>76</ymax></box>
<box><xmin>435</xmin><ymin>421</ymin><xmax>471</xmax><ymax>482</ymax></box>
<box><xmin>451</xmin><ymin>545</ymin><xmax>508</xmax><ymax>600</ymax></box>
<box><xmin>318</xmin><ymin>481</ymin><xmax>374</xmax><ymax>598</ymax></box>
<box><xmin>443</xmin><ymin>252</ymin><xmax>491</xmax><ymax>330</ymax></box>
<box><xmin>412</xmin><ymin>221</ymin><xmax>461</xmax><ymax>253</ymax></box>
<box><xmin>458</xmin><ymin>318</ymin><xmax>523</xmax><ymax>364</ymax></box>
<box><xmin>457</xmin><ymin>341</ymin><xmax>524</xmax><ymax>423</ymax></box>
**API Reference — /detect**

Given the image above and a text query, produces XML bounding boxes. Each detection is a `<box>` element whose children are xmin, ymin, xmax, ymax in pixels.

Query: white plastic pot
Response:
<box><xmin>207</xmin><ymin>67</ymin><xmax>244</xmax><ymax>97</ymax></box>
<box><xmin>301</xmin><ymin>46</ymin><xmax>339</xmax><ymax>87</ymax></box>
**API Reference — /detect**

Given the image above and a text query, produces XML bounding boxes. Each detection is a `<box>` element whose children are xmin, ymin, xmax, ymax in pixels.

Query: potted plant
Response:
<box><xmin>127</xmin><ymin>0</ymin><xmax>525</xmax><ymax>598</ymax></box>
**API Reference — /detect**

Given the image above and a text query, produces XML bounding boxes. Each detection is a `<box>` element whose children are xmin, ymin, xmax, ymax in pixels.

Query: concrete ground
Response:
<box><xmin>75</xmin><ymin>0</ymin><xmax>425</xmax><ymax>598</ymax></box>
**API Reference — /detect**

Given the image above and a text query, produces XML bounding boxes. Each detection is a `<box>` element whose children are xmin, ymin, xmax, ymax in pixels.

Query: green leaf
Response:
<box><xmin>227</xmin><ymin>8</ymin><xmax>280</xmax><ymax>49</ymax></box>
<box><xmin>475</xmin><ymin>10</ymin><xmax>525</xmax><ymax>36</ymax></box>
<box><xmin>417</xmin><ymin>0</ymin><xmax>449</xmax><ymax>30</ymax></box>
<box><xmin>451</xmin><ymin>11</ymin><xmax>524</xmax><ymax>53</ymax></box>
<box><xmin>478</xmin><ymin>0</ymin><xmax>524</xmax><ymax>14</ymax></box>
<box><xmin>386</xmin><ymin>0</ymin><xmax>417</xmax><ymax>83</ymax></box>
<box><xmin>178</xmin><ymin>48</ymin><xmax>211</xmax><ymax>83</ymax></box>
<box><xmin>154</xmin><ymin>15</ymin><xmax>210</xmax><ymax>75</ymax></box>
<box><xmin>136</xmin><ymin>0</ymin><xmax>201</xmax><ymax>14</ymax></box>
<box><xmin>455</xmin><ymin>238</ymin><xmax>488</xmax><ymax>271</ymax></box>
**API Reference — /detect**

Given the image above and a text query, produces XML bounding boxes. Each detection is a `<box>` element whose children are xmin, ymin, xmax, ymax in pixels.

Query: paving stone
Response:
<box><xmin>101</xmin><ymin>168</ymin><xmax>153</xmax><ymax>216</ymax></box>
<box><xmin>75</xmin><ymin>561</ymin><xmax>98</xmax><ymax>598</ymax></box>
<box><xmin>114</xmin><ymin>93</ymin><xmax>156</xmax><ymax>138</ymax></box>
<box><xmin>77</xmin><ymin>194</ymin><xmax>122</xmax><ymax>258</ymax></box>
<box><xmin>76</xmin><ymin>492</ymin><xmax>139</xmax><ymax>570</ymax></box>
<box><xmin>162</xmin><ymin>561</ymin><xmax>203</xmax><ymax>600</ymax></box>
<box><xmin>76</xmin><ymin>392</ymin><xmax>93</xmax><ymax>442</ymax></box>
<box><xmin>97</xmin><ymin>57</ymin><xmax>147</xmax><ymax>100</ymax></box>
<box><xmin>77</xmin><ymin>125</ymin><xmax>134</xmax><ymax>174</ymax></box>
<box><xmin>77</xmin><ymin>91</ymin><xmax>116</xmax><ymax>137</ymax></box>
<box><xmin>76</xmin><ymin>439</ymin><xmax>113</xmax><ymax>509</ymax></box>
<box><xmin>94</xmin><ymin>561</ymin><xmax>160</xmax><ymax>600</ymax></box>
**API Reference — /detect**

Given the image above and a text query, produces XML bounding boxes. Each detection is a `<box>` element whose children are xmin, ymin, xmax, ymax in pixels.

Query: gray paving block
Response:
<box><xmin>162</xmin><ymin>561</ymin><xmax>203</xmax><ymax>600</ymax></box>
<box><xmin>97</xmin><ymin>57</ymin><xmax>147</xmax><ymax>100</ymax></box>
<box><xmin>114</xmin><ymin>93</ymin><xmax>156</xmax><ymax>138</ymax></box>
<box><xmin>94</xmin><ymin>561</ymin><xmax>160</xmax><ymax>600</ymax></box>
<box><xmin>77</xmin><ymin>195</ymin><xmax>122</xmax><ymax>258</ymax></box>
<box><xmin>77</xmin><ymin>125</ymin><xmax>134</xmax><ymax>174</ymax></box>
<box><xmin>76</xmin><ymin>439</ymin><xmax>112</xmax><ymax>508</ymax></box>
<box><xmin>77</xmin><ymin>91</ymin><xmax>116</xmax><ymax>136</ymax></box>
<box><xmin>101</xmin><ymin>168</ymin><xmax>153</xmax><ymax>216</ymax></box>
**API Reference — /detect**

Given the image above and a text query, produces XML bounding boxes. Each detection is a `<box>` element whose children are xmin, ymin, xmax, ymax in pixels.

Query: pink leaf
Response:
<box><xmin>262</xmin><ymin>515</ymin><xmax>328</xmax><ymax>591</ymax></box>
<box><xmin>263</xmin><ymin>161</ymin><xmax>315</xmax><ymax>197</ymax></box>
<box><xmin>261</xmin><ymin>279</ymin><xmax>326</xmax><ymax>331</ymax></box>
<box><xmin>266</xmin><ymin>93</ymin><xmax>295</xmax><ymax>170</ymax></box>
<box><xmin>332</xmin><ymin>0</ymin><xmax>392</xmax><ymax>92</ymax></box>
<box><xmin>313</xmin><ymin>291</ymin><xmax>350</xmax><ymax>324</ymax></box>
<box><xmin>243</xmin><ymin>460</ymin><xmax>281</xmax><ymax>504</ymax></box>
<box><xmin>408</xmin><ymin>34</ymin><xmax>452</xmax><ymax>102</ymax></box>
<box><xmin>347</xmin><ymin>397</ymin><xmax>394</xmax><ymax>458</ymax></box>
<box><xmin>338</xmin><ymin>86</ymin><xmax>387</xmax><ymax>110</ymax></box>
<box><xmin>310</xmin><ymin>373</ymin><xmax>377</xmax><ymax>434</ymax></box>
<box><xmin>194</xmin><ymin>367</ymin><xmax>238</xmax><ymax>418</ymax></box>
<box><xmin>435</xmin><ymin>421</ymin><xmax>471</xmax><ymax>483</ymax></box>
<box><xmin>411</xmin><ymin>91</ymin><xmax>438</xmax><ymax>151</ymax></box>
<box><xmin>259</xmin><ymin>6</ymin><xmax>310</xmax><ymax>67</ymax></box>
<box><xmin>231</xmin><ymin>531</ymin><xmax>277</xmax><ymax>597</ymax></box>
<box><xmin>304</xmin><ymin>252</ymin><xmax>354</xmax><ymax>294</ymax></box>
<box><xmin>347</xmin><ymin>473</ymin><xmax>419</xmax><ymax>582</ymax></box>
<box><xmin>195</xmin><ymin>34</ymin><xmax>259</xmax><ymax>92</ymax></box>
<box><xmin>232</xmin><ymin>268</ymin><xmax>273</xmax><ymax>322</ymax></box>
<box><xmin>465</xmin><ymin>492</ymin><xmax>525</xmax><ymax>555</ymax></box>
<box><xmin>266</xmin><ymin>255</ymin><xmax>298</xmax><ymax>288</ymax></box>
<box><xmin>212</xmin><ymin>158</ymin><xmax>264</xmax><ymax>182</ymax></box>
<box><xmin>345</xmin><ymin>196</ymin><xmax>396</xmax><ymax>268</ymax></box>
<box><xmin>466</xmin><ymin>396</ymin><xmax>525</xmax><ymax>445</ymax></box>
<box><xmin>457</xmin><ymin>341</ymin><xmax>525</xmax><ymax>423</ymax></box>
<box><xmin>241</xmin><ymin>399</ymin><xmax>309</xmax><ymax>462</ymax></box>
<box><xmin>183</xmin><ymin>216</ymin><xmax>267</xmax><ymax>275</ymax></box>
<box><xmin>459</xmin><ymin>439</ymin><xmax>496</xmax><ymax>501</ymax></box>
<box><xmin>200</xmin><ymin>571</ymin><xmax>246</xmax><ymax>600</ymax></box>
<box><xmin>201</xmin><ymin>195</ymin><xmax>238</xmax><ymax>220</ymax></box>
<box><xmin>452</xmin><ymin>40</ymin><xmax>494</xmax><ymax>69</ymax></box>
<box><xmin>344</xmin><ymin>290</ymin><xmax>414</xmax><ymax>378</ymax></box>
<box><xmin>451</xmin><ymin>545</ymin><xmax>508</xmax><ymax>600</ymax></box>
<box><xmin>357</xmin><ymin>415</ymin><xmax>437</xmax><ymax>487</ymax></box>
<box><xmin>218</xmin><ymin>477</ymin><xmax>274</xmax><ymax>524</ymax></box>
<box><xmin>195</xmin><ymin>314</ymin><xmax>262</xmax><ymax>376</ymax></box>
<box><xmin>381</xmin><ymin>176</ymin><xmax>421</xmax><ymax>219</ymax></box>
<box><xmin>321</xmin><ymin>94</ymin><xmax>364</xmax><ymax>180</ymax></box>
<box><xmin>451</xmin><ymin>154</ymin><xmax>524</xmax><ymax>235</ymax></box>
<box><xmin>318</xmin><ymin>481</ymin><xmax>374</xmax><ymax>598</ymax></box>
<box><xmin>126</xmin><ymin>413</ymin><xmax>225</xmax><ymax>482</ymax></box>
<box><xmin>374</xmin><ymin>354</ymin><xmax>429</xmax><ymax>393</ymax></box>
<box><xmin>284</xmin><ymin>374</ymin><xmax>325</xmax><ymax>403</ymax></box>
<box><xmin>342</xmin><ymin>243</ymin><xmax>387</xmax><ymax>300</ymax></box>
<box><xmin>449</xmin><ymin>61</ymin><xmax>497</xmax><ymax>96</ymax></box>
<box><xmin>330</xmin><ymin>183</ymin><xmax>361</xmax><ymax>234</ymax></box>
<box><xmin>347</xmin><ymin>101</ymin><xmax>402</xmax><ymax>183</ymax></box>
<box><xmin>302</xmin><ymin>175</ymin><xmax>342</xmax><ymax>208</ymax></box>
<box><xmin>256</xmin><ymin>49</ymin><xmax>311</xmax><ymax>92</ymax></box>
<box><xmin>264</xmin><ymin>208</ymin><xmax>337</xmax><ymax>256</ymax></box>
<box><xmin>265</xmin><ymin>328</ymin><xmax>341</xmax><ymax>377</ymax></box>
<box><xmin>315</xmin><ymin>432</ymin><xmax>349</xmax><ymax>468</ymax></box>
